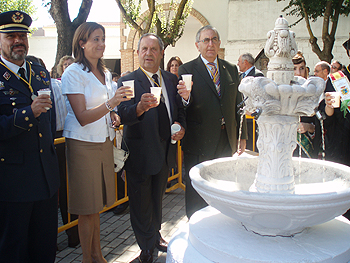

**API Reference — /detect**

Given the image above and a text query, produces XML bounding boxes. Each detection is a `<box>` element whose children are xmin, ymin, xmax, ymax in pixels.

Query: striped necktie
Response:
<box><xmin>207</xmin><ymin>62</ymin><xmax>220</xmax><ymax>96</ymax></box>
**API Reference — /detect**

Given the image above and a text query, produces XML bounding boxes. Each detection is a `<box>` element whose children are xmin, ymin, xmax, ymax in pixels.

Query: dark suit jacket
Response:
<box><xmin>117</xmin><ymin>68</ymin><xmax>186</xmax><ymax>175</ymax></box>
<box><xmin>245</xmin><ymin>66</ymin><xmax>264</xmax><ymax>77</ymax></box>
<box><xmin>0</xmin><ymin>59</ymin><xmax>60</xmax><ymax>202</ymax></box>
<box><xmin>179</xmin><ymin>56</ymin><xmax>247</xmax><ymax>158</ymax></box>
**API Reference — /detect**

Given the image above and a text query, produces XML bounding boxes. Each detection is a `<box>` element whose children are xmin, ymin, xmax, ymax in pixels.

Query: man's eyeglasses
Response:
<box><xmin>198</xmin><ymin>37</ymin><xmax>219</xmax><ymax>44</ymax></box>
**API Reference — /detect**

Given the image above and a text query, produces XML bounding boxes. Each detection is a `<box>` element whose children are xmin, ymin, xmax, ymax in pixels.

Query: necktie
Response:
<box><xmin>207</xmin><ymin>62</ymin><xmax>220</xmax><ymax>96</ymax></box>
<box><xmin>18</xmin><ymin>67</ymin><xmax>28</xmax><ymax>87</ymax></box>
<box><xmin>241</xmin><ymin>72</ymin><xmax>246</xmax><ymax>80</ymax></box>
<box><xmin>152</xmin><ymin>74</ymin><xmax>170</xmax><ymax>141</ymax></box>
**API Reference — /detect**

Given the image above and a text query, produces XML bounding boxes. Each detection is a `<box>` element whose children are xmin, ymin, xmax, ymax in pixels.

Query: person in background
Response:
<box><xmin>177</xmin><ymin>25</ymin><xmax>247</xmax><ymax>219</ymax></box>
<box><xmin>0</xmin><ymin>10</ymin><xmax>59</xmax><ymax>262</ymax></box>
<box><xmin>57</xmin><ymin>55</ymin><xmax>74</xmax><ymax>79</ymax></box>
<box><xmin>330</xmin><ymin>60</ymin><xmax>343</xmax><ymax>73</ymax></box>
<box><xmin>323</xmin><ymin>37</ymin><xmax>350</xmax><ymax>220</ymax></box>
<box><xmin>237</xmin><ymin>52</ymin><xmax>264</xmax><ymax>152</ymax></box>
<box><xmin>237</xmin><ymin>53</ymin><xmax>264</xmax><ymax>78</ymax></box>
<box><xmin>166</xmin><ymin>56</ymin><xmax>183</xmax><ymax>78</ymax></box>
<box><xmin>117</xmin><ymin>33</ymin><xmax>186</xmax><ymax>263</ymax></box>
<box><xmin>52</xmin><ymin>55</ymin><xmax>80</xmax><ymax>247</ymax></box>
<box><xmin>62</xmin><ymin>22</ymin><xmax>131</xmax><ymax>263</ymax></box>
<box><xmin>292</xmin><ymin>51</ymin><xmax>320</xmax><ymax>159</ymax></box>
<box><xmin>112</xmin><ymin>72</ymin><xmax>120</xmax><ymax>82</ymax></box>
<box><xmin>292</xmin><ymin>51</ymin><xmax>308</xmax><ymax>78</ymax></box>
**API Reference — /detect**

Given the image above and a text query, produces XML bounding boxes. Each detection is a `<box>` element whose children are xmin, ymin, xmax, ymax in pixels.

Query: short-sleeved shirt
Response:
<box><xmin>62</xmin><ymin>63</ymin><xmax>115</xmax><ymax>142</ymax></box>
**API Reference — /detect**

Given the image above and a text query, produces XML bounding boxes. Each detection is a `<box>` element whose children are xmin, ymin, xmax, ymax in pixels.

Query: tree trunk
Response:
<box><xmin>49</xmin><ymin>0</ymin><xmax>92</xmax><ymax>78</ymax></box>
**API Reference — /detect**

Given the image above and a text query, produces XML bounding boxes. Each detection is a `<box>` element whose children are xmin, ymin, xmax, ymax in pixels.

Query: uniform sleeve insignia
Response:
<box><xmin>12</xmin><ymin>12</ymin><xmax>24</xmax><ymax>23</ymax></box>
<box><xmin>39</xmin><ymin>71</ymin><xmax>46</xmax><ymax>78</ymax></box>
<box><xmin>3</xmin><ymin>71</ymin><xmax>11</xmax><ymax>81</ymax></box>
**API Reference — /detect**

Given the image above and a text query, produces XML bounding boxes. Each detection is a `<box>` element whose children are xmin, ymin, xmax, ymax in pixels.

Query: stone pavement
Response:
<box><xmin>55</xmin><ymin>188</ymin><xmax>187</xmax><ymax>263</ymax></box>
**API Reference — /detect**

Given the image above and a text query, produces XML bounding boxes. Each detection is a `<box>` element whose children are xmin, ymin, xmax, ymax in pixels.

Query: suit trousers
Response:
<box><xmin>0</xmin><ymin>193</ymin><xmax>58</xmax><ymax>263</ymax></box>
<box><xmin>127</xmin><ymin>162</ymin><xmax>169</xmax><ymax>250</ymax></box>
<box><xmin>184</xmin><ymin>127</ymin><xmax>232</xmax><ymax>218</ymax></box>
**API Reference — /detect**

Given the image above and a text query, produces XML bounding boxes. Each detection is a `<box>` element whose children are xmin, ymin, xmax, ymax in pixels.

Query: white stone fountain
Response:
<box><xmin>166</xmin><ymin>16</ymin><xmax>350</xmax><ymax>263</ymax></box>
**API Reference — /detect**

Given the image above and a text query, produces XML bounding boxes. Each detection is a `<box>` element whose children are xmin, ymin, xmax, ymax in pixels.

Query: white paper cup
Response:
<box><xmin>150</xmin><ymin>87</ymin><xmax>162</xmax><ymax>105</ymax></box>
<box><xmin>329</xmin><ymin>91</ymin><xmax>341</xmax><ymax>108</ymax></box>
<box><xmin>122</xmin><ymin>80</ymin><xmax>135</xmax><ymax>98</ymax></box>
<box><xmin>171</xmin><ymin>123</ymin><xmax>181</xmax><ymax>144</ymax></box>
<box><xmin>37</xmin><ymin>89</ymin><xmax>51</xmax><ymax>110</ymax></box>
<box><xmin>182</xmin><ymin>74</ymin><xmax>192</xmax><ymax>91</ymax></box>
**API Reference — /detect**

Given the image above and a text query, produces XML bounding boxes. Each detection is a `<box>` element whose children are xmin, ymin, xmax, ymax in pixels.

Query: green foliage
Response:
<box><xmin>121</xmin><ymin>0</ymin><xmax>142</xmax><ymax>25</ymax></box>
<box><xmin>277</xmin><ymin>0</ymin><xmax>350</xmax><ymax>26</ymax></box>
<box><xmin>151</xmin><ymin>0</ymin><xmax>193</xmax><ymax>47</ymax></box>
<box><xmin>0</xmin><ymin>0</ymin><xmax>37</xmax><ymax>16</ymax></box>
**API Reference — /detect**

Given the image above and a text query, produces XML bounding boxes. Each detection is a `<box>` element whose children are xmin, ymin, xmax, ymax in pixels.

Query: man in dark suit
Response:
<box><xmin>237</xmin><ymin>53</ymin><xmax>264</xmax><ymax>152</ymax></box>
<box><xmin>177</xmin><ymin>25</ymin><xmax>248</xmax><ymax>219</ymax></box>
<box><xmin>0</xmin><ymin>11</ymin><xmax>60</xmax><ymax>263</ymax></box>
<box><xmin>117</xmin><ymin>33</ymin><xmax>186</xmax><ymax>263</ymax></box>
<box><xmin>237</xmin><ymin>53</ymin><xmax>264</xmax><ymax>78</ymax></box>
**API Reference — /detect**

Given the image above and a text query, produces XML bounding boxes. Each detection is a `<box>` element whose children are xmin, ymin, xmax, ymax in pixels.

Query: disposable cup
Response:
<box><xmin>171</xmin><ymin>123</ymin><xmax>181</xmax><ymax>144</ymax></box>
<box><xmin>150</xmin><ymin>87</ymin><xmax>162</xmax><ymax>105</ymax></box>
<box><xmin>37</xmin><ymin>89</ymin><xmax>51</xmax><ymax>110</ymax></box>
<box><xmin>182</xmin><ymin>74</ymin><xmax>192</xmax><ymax>91</ymax></box>
<box><xmin>329</xmin><ymin>91</ymin><xmax>341</xmax><ymax>108</ymax></box>
<box><xmin>122</xmin><ymin>80</ymin><xmax>135</xmax><ymax>98</ymax></box>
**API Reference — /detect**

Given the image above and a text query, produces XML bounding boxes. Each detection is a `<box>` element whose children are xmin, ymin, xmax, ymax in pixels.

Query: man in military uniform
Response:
<box><xmin>0</xmin><ymin>11</ymin><xmax>60</xmax><ymax>263</ymax></box>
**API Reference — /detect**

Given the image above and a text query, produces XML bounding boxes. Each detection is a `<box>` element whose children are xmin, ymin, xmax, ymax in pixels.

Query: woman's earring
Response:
<box><xmin>82</xmin><ymin>47</ymin><xmax>85</xmax><ymax>49</ymax></box>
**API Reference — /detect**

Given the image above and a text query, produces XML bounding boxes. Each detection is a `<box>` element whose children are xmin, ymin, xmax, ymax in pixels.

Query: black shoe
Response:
<box><xmin>113</xmin><ymin>202</ymin><xmax>129</xmax><ymax>215</ymax></box>
<box><xmin>155</xmin><ymin>237</ymin><xmax>168</xmax><ymax>252</ymax></box>
<box><xmin>139</xmin><ymin>249</ymin><xmax>153</xmax><ymax>263</ymax></box>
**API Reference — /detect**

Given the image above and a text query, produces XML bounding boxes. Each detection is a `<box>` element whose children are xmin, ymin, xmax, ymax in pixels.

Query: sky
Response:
<box><xmin>31</xmin><ymin>0</ymin><xmax>120</xmax><ymax>28</ymax></box>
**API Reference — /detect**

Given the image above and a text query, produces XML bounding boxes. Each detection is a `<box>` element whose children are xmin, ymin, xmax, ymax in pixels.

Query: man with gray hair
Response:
<box><xmin>314</xmin><ymin>61</ymin><xmax>331</xmax><ymax>81</ymax></box>
<box><xmin>177</xmin><ymin>25</ymin><xmax>247</xmax><ymax>218</ymax></box>
<box><xmin>237</xmin><ymin>53</ymin><xmax>264</xmax><ymax>79</ymax></box>
<box><xmin>117</xmin><ymin>33</ymin><xmax>186</xmax><ymax>263</ymax></box>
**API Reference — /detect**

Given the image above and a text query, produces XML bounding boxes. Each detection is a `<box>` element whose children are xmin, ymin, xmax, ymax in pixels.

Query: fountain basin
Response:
<box><xmin>190</xmin><ymin>153</ymin><xmax>350</xmax><ymax>236</ymax></box>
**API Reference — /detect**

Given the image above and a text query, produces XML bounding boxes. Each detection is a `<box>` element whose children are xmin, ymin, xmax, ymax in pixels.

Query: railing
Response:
<box><xmin>246</xmin><ymin>115</ymin><xmax>257</xmax><ymax>152</ymax></box>
<box><xmin>54</xmin><ymin>126</ymin><xmax>185</xmax><ymax>233</ymax></box>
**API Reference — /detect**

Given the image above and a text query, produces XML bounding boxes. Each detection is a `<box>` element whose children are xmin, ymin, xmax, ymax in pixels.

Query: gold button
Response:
<box><xmin>12</xmin><ymin>102</ymin><xmax>16</xmax><ymax>106</ymax></box>
<box><xmin>39</xmin><ymin>133</ymin><xmax>43</xmax><ymax>137</ymax></box>
<box><xmin>25</xmin><ymin>117</ymin><xmax>29</xmax><ymax>121</ymax></box>
<box><xmin>1</xmin><ymin>158</ymin><xmax>4</xmax><ymax>162</ymax></box>
<box><xmin>22</xmin><ymin>110</ymin><xmax>26</xmax><ymax>114</ymax></box>
<box><xmin>29</xmin><ymin>124</ymin><xmax>33</xmax><ymax>127</ymax></box>
<box><xmin>40</xmin><ymin>149</ymin><xmax>43</xmax><ymax>153</ymax></box>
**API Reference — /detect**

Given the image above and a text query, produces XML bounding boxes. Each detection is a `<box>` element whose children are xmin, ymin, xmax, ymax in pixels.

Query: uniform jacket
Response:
<box><xmin>0</xmin><ymin>59</ymin><xmax>59</xmax><ymax>202</ymax></box>
<box><xmin>179</xmin><ymin>55</ymin><xmax>248</xmax><ymax>158</ymax></box>
<box><xmin>117</xmin><ymin>68</ymin><xmax>186</xmax><ymax>175</ymax></box>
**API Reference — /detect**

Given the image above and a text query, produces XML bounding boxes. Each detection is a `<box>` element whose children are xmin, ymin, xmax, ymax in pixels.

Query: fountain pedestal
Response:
<box><xmin>167</xmin><ymin>206</ymin><xmax>350</xmax><ymax>263</ymax></box>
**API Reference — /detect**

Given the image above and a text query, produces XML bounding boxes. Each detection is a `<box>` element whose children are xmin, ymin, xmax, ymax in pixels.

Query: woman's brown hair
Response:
<box><xmin>72</xmin><ymin>22</ymin><xmax>107</xmax><ymax>76</ymax></box>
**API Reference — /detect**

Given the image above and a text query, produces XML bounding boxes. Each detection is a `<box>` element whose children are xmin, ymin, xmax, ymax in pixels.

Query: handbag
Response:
<box><xmin>113</xmin><ymin>129</ymin><xmax>129</xmax><ymax>172</ymax></box>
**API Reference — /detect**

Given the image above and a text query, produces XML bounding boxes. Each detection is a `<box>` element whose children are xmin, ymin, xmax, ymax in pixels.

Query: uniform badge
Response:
<box><xmin>36</xmin><ymin>75</ymin><xmax>41</xmax><ymax>81</ymax></box>
<box><xmin>3</xmin><ymin>71</ymin><xmax>11</xmax><ymax>81</ymax></box>
<box><xmin>39</xmin><ymin>71</ymin><xmax>46</xmax><ymax>78</ymax></box>
<box><xmin>9</xmin><ymin>88</ymin><xmax>19</xmax><ymax>95</ymax></box>
<box><xmin>0</xmin><ymin>81</ymin><xmax>4</xmax><ymax>90</ymax></box>
<box><xmin>31</xmin><ymin>69</ymin><xmax>35</xmax><ymax>76</ymax></box>
<box><xmin>12</xmin><ymin>12</ymin><xmax>24</xmax><ymax>23</ymax></box>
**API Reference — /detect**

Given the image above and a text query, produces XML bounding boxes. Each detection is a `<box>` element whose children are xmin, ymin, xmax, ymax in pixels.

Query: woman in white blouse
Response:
<box><xmin>62</xmin><ymin>22</ymin><xmax>131</xmax><ymax>263</ymax></box>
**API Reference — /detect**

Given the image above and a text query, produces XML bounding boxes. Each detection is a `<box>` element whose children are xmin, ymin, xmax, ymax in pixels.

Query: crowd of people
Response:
<box><xmin>0</xmin><ymin>9</ymin><xmax>349</xmax><ymax>263</ymax></box>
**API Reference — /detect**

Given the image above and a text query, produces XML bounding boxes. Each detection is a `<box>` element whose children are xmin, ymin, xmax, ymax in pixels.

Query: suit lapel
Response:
<box><xmin>0</xmin><ymin>58</ymin><xmax>31</xmax><ymax>98</ymax></box>
<box><xmin>136</xmin><ymin>68</ymin><xmax>152</xmax><ymax>93</ymax></box>
<box><xmin>218</xmin><ymin>59</ymin><xmax>235</xmax><ymax>98</ymax></box>
<box><xmin>194</xmin><ymin>56</ymin><xmax>219</xmax><ymax>98</ymax></box>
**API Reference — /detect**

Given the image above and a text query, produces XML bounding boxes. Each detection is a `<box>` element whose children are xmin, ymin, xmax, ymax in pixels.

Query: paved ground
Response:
<box><xmin>55</xmin><ymin>188</ymin><xmax>187</xmax><ymax>263</ymax></box>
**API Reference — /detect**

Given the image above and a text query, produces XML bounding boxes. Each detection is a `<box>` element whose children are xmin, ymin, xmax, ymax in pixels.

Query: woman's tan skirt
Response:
<box><xmin>66</xmin><ymin>138</ymin><xmax>115</xmax><ymax>215</ymax></box>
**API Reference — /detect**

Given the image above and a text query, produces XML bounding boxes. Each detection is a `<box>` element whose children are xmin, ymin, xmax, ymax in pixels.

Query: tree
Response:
<box><xmin>116</xmin><ymin>0</ymin><xmax>193</xmax><ymax>66</ymax></box>
<box><xmin>0</xmin><ymin>0</ymin><xmax>36</xmax><ymax>19</ymax></box>
<box><xmin>45</xmin><ymin>0</ymin><xmax>93</xmax><ymax>76</ymax></box>
<box><xmin>277</xmin><ymin>0</ymin><xmax>350</xmax><ymax>63</ymax></box>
